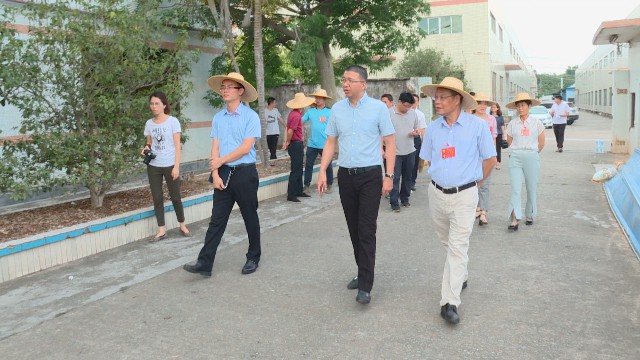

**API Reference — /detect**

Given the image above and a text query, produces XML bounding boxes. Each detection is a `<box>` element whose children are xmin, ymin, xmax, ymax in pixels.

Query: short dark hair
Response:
<box><xmin>381</xmin><ymin>94</ymin><xmax>393</xmax><ymax>102</ymax></box>
<box><xmin>149</xmin><ymin>91</ymin><xmax>171</xmax><ymax>114</ymax></box>
<box><xmin>344</xmin><ymin>65</ymin><xmax>368</xmax><ymax>82</ymax></box>
<box><xmin>398</xmin><ymin>92</ymin><xmax>415</xmax><ymax>104</ymax></box>
<box><xmin>267</xmin><ymin>97</ymin><xmax>276</xmax><ymax>105</ymax></box>
<box><xmin>515</xmin><ymin>100</ymin><xmax>532</xmax><ymax>107</ymax></box>
<box><xmin>412</xmin><ymin>93</ymin><xmax>420</xmax><ymax>100</ymax></box>
<box><xmin>554</xmin><ymin>95</ymin><xmax>563</xmax><ymax>100</ymax></box>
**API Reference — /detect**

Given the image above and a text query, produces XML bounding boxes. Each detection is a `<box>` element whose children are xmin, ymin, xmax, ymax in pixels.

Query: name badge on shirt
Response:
<box><xmin>441</xmin><ymin>146</ymin><xmax>456</xmax><ymax>159</ymax></box>
<box><xmin>520</xmin><ymin>128</ymin><xmax>530</xmax><ymax>136</ymax></box>
<box><xmin>320</xmin><ymin>116</ymin><xmax>327</xmax><ymax>122</ymax></box>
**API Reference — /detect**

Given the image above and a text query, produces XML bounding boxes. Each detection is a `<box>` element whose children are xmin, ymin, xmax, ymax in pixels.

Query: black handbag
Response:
<box><xmin>208</xmin><ymin>166</ymin><xmax>233</xmax><ymax>187</ymax></box>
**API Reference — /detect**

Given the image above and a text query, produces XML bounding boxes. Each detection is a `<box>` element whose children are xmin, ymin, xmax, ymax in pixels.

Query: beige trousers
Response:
<box><xmin>428</xmin><ymin>182</ymin><xmax>478</xmax><ymax>307</ymax></box>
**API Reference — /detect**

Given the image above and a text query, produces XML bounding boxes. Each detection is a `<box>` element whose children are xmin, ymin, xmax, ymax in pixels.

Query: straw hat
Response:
<box><xmin>472</xmin><ymin>92</ymin><xmax>496</xmax><ymax>107</ymax></box>
<box><xmin>286</xmin><ymin>93</ymin><xmax>316</xmax><ymax>109</ymax></box>
<box><xmin>309</xmin><ymin>88</ymin><xmax>333</xmax><ymax>99</ymax></box>
<box><xmin>420</xmin><ymin>77</ymin><xmax>477</xmax><ymax>111</ymax></box>
<box><xmin>207</xmin><ymin>72</ymin><xmax>258</xmax><ymax>102</ymax></box>
<box><xmin>505</xmin><ymin>92</ymin><xmax>541</xmax><ymax>109</ymax></box>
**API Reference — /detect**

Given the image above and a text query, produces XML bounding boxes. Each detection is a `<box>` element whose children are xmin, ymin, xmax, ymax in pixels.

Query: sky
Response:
<box><xmin>493</xmin><ymin>0</ymin><xmax>639</xmax><ymax>74</ymax></box>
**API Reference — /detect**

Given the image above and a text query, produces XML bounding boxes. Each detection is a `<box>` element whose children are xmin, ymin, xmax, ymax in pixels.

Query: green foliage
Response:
<box><xmin>0</xmin><ymin>0</ymin><xmax>197</xmax><ymax>206</ymax></box>
<box><xmin>394</xmin><ymin>48</ymin><xmax>466</xmax><ymax>85</ymax></box>
<box><xmin>537</xmin><ymin>66</ymin><xmax>576</xmax><ymax>97</ymax></box>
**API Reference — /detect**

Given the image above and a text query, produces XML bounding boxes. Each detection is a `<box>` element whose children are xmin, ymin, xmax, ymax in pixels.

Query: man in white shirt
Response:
<box><xmin>265</xmin><ymin>97</ymin><xmax>285</xmax><ymax>161</ymax></box>
<box><xmin>410</xmin><ymin>94</ymin><xmax>427</xmax><ymax>191</ymax></box>
<box><xmin>549</xmin><ymin>95</ymin><xmax>570</xmax><ymax>152</ymax></box>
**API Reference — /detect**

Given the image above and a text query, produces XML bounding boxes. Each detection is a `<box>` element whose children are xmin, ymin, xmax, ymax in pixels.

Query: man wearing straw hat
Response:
<box><xmin>419</xmin><ymin>77</ymin><xmax>496</xmax><ymax>324</ymax></box>
<box><xmin>283</xmin><ymin>92</ymin><xmax>316</xmax><ymax>202</ymax></box>
<box><xmin>183</xmin><ymin>72</ymin><xmax>262</xmax><ymax>277</ymax></box>
<box><xmin>303</xmin><ymin>88</ymin><xmax>334</xmax><ymax>193</ymax></box>
<box><xmin>317</xmin><ymin>65</ymin><xmax>396</xmax><ymax>305</ymax></box>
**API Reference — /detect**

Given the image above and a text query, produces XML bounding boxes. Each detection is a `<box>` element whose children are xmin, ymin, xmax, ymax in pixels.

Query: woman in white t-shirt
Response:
<box><xmin>504</xmin><ymin>93</ymin><xmax>546</xmax><ymax>231</ymax></box>
<box><xmin>142</xmin><ymin>92</ymin><xmax>191</xmax><ymax>241</ymax></box>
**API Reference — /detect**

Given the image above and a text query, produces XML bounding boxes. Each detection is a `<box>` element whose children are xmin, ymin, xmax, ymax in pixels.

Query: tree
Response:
<box><xmin>253</xmin><ymin>0</ymin><xmax>270</xmax><ymax>168</ymax></box>
<box><xmin>262</xmin><ymin>0</ymin><xmax>430</xmax><ymax>99</ymax></box>
<box><xmin>537</xmin><ymin>66</ymin><xmax>576</xmax><ymax>97</ymax></box>
<box><xmin>394</xmin><ymin>48</ymin><xmax>466</xmax><ymax>85</ymax></box>
<box><xmin>0</xmin><ymin>0</ymin><xmax>196</xmax><ymax>207</ymax></box>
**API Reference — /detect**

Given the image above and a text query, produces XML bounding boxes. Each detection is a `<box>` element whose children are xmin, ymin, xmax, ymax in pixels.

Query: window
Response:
<box><xmin>499</xmin><ymin>26</ymin><xmax>503</xmax><ymax>42</ymax></box>
<box><xmin>419</xmin><ymin>15</ymin><xmax>462</xmax><ymax>34</ymax></box>
<box><xmin>491</xmin><ymin>13</ymin><xmax>496</xmax><ymax>33</ymax></box>
<box><xmin>604</xmin><ymin>88</ymin><xmax>607</xmax><ymax>106</ymax></box>
<box><xmin>610</xmin><ymin>87</ymin><xmax>613</xmax><ymax>106</ymax></box>
<box><xmin>604</xmin><ymin>55</ymin><xmax>608</xmax><ymax>67</ymax></box>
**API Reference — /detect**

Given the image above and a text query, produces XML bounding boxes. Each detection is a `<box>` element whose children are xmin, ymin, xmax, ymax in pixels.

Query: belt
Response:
<box><xmin>223</xmin><ymin>163</ymin><xmax>254</xmax><ymax>170</ymax></box>
<box><xmin>431</xmin><ymin>180</ymin><xmax>476</xmax><ymax>194</ymax></box>
<box><xmin>340</xmin><ymin>165</ymin><xmax>381</xmax><ymax>175</ymax></box>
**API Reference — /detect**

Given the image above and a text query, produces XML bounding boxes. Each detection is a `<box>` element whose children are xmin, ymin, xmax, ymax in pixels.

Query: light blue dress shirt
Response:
<box><xmin>419</xmin><ymin>112</ymin><xmax>496</xmax><ymax>187</ymax></box>
<box><xmin>211</xmin><ymin>103</ymin><xmax>261</xmax><ymax>165</ymax></box>
<box><xmin>302</xmin><ymin>107</ymin><xmax>332</xmax><ymax>149</ymax></box>
<box><xmin>326</xmin><ymin>93</ymin><xmax>395</xmax><ymax>168</ymax></box>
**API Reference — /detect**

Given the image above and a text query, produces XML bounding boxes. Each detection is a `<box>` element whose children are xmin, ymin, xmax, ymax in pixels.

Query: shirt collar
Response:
<box><xmin>223</xmin><ymin>102</ymin><xmax>247</xmax><ymax>116</ymax></box>
<box><xmin>438</xmin><ymin>111</ymin><xmax>471</xmax><ymax>128</ymax></box>
<box><xmin>349</xmin><ymin>92</ymin><xmax>370</xmax><ymax>108</ymax></box>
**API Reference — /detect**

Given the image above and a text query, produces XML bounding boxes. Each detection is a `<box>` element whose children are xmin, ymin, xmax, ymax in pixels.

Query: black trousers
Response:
<box><xmin>147</xmin><ymin>164</ymin><xmax>184</xmax><ymax>227</ymax></box>
<box><xmin>338</xmin><ymin>166</ymin><xmax>383</xmax><ymax>293</ymax></box>
<box><xmin>287</xmin><ymin>140</ymin><xmax>304</xmax><ymax>197</ymax></box>
<box><xmin>553</xmin><ymin>124</ymin><xmax>566</xmax><ymax>149</ymax></box>
<box><xmin>495</xmin><ymin>136</ymin><xmax>503</xmax><ymax>163</ymax></box>
<box><xmin>411</xmin><ymin>137</ymin><xmax>422</xmax><ymax>187</ymax></box>
<box><xmin>197</xmin><ymin>165</ymin><xmax>261</xmax><ymax>271</ymax></box>
<box><xmin>267</xmin><ymin>134</ymin><xmax>279</xmax><ymax>159</ymax></box>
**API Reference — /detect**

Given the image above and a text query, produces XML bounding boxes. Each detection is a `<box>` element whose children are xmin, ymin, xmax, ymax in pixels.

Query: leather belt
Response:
<box><xmin>431</xmin><ymin>180</ymin><xmax>476</xmax><ymax>194</ymax></box>
<box><xmin>340</xmin><ymin>165</ymin><xmax>381</xmax><ymax>175</ymax></box>
<box><xmin>224</xmin><ymin>163</ymin><xmax>254</xmax><ymax>170</ymax></box>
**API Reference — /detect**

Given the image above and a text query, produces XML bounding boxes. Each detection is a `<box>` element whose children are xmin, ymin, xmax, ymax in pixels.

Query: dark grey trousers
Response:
<box><xmin>147</xmin><ymin>164</ymin><xmax>185</xmax><ymax>227</ymax></box>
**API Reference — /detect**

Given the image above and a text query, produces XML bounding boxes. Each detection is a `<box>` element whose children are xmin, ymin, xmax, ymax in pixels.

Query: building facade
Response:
<box><xmin>372</xmin><ymin>0</ymin><xmax>537</xmax><ymax>105</ymax></box>
<box><xmin>577</xmin><ymin>5</ymin><xmax>640</xmax><ymax>154</ymax></box>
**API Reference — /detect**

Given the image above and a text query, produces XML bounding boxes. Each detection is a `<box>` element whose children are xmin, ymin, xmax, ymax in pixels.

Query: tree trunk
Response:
<box><xmin>253</xmin><ymin>0</ymin><xmax>269</xmax><ymax>168</ymax></box>
<box><xmin>206</xmin><ymin>0</ymin><xmax>240</xmax><ymax>72</ymax></box>
<box><xmin>89</xmin><ymin>186</ymin><xmax>105</xmax><ymax>208</ymax></box>
<box><xmin>315</xmin><ymin>42</ymin><xmax>339</xmax><ymax>103</ymax></box>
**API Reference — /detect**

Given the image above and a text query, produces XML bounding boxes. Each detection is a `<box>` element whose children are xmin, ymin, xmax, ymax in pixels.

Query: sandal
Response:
<box><xmin>479</xmin><ymin>213</ymin><xmax>488</xmax><ymax>226</ymax></box>
<box><xmin>180</xmin><ymin>229</ymin><xmax>193</xmax><ymax>237</ymax></box>
<box><xmin>525</xmin><ymin>217</ymin><xmax>533</xmax><ymax>225</ymax></box>
<box><xmin>475</xmin><ymin>209</ymin><xmax>482</xmax><ymax>219</ymax></box>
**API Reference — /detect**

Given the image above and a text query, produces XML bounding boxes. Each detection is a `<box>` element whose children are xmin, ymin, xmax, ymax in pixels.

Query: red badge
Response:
<box><xmin>441</xmin><ymin>146</ymin><xmax>456</xmax><ymax>159</ymax></box>
<box><xmin>320</xmin><ymin>116</ymin><xmax>327</xmax><ymax>122</ymax></box>
<box><xmin>520</xmin><ymin>128</ymin><xmax>530</xmax><ymax>136</ymax></box>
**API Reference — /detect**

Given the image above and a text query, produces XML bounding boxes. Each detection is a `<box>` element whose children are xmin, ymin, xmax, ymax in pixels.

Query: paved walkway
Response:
<box><xmin>0</xmin><ymin>112</ymin><xmax>639</xmax><ymax>359</ymax></box>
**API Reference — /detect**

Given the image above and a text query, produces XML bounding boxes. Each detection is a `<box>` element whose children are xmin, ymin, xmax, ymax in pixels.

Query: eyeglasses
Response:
<box><xmin>340</xmin><ymin>78</ymin><xmax>365</xmax><ymax>84</ymax></box>
<box><xmin>432</xmin><ymin>94</ymin><xmax>456</xmax><ymax>102</ymax></box>
<box><xmin>220</xmin><ymin>86</ymin><xmax>243</xmax><ymax>91</ymax></box>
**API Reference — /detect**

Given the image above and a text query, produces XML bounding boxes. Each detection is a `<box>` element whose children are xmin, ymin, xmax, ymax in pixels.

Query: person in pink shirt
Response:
<box><xmin>283</xmin><ymin>93</ymin><xmax>315</xmax><ymax>202</ymax></box>
<box><xmin>472</xmin><ymin>92</ymin><xmax>498</xmax><ymax>226</ymax></box>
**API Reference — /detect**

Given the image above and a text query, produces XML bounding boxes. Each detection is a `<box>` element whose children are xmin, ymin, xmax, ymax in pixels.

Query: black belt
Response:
<box><xmin>340</xmin><ymin>165</ymin><xmax>381</xmax><ymax>175</ymax></box>
<box><xmin>223</xmin><ymin>163</ymin><xmax>254</xmax><ymax>170</ymax></box>
<box><xmin>431</xmin><ymin>180</ymin><xmax>476</xmax><ymax>194</ymax></box>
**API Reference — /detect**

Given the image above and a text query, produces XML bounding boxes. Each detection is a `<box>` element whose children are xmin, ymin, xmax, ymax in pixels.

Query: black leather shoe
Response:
<box><xmin>297</xmin><ymin>192</ymin><xmax>311</xmax><ymax>198</ymax></box>
<box><xmin>525</xmin><ymin>218</ymin><xmax>533</xmax><ymax>225</ymax></box>
<box><xmin>401</xmin><ymin>202</ymin><xmax>411</xmax><ymax>207</ymax></box>
<box><xmin>440</xmin><ymin>303</ymin><xmax>460</xmax><ymax>324</ymax></box>
<box><xmin>242</xmin><ymin>259</ymin><xmax>259</xmax><ymax>274</ymax></box>
<box><xmin>347</xmin><ymin>276</ymin><xmax>359</xmax><ymax>289</ymax></box>
<box><xmin>287</xmin><ymin>197</ymin><xmax>300</xmax><ymax>203</ymax></box>
<box><xmin>356</xmin><ymin>290</ymin><xmax>371</xmax><ymax>304</ymax></box>
<box><xmin>462</xmin><ymin>280</ymin><xmax>467</xmax><ymax>290</ymax></box>
<box><xmin>183</xmin><ymin>262</ymin><xmax>212</xmax><ymax>277</ymax></box>
<box><xmin>508</xmin><ymin>223</ymin><xmax>519</xmax><ymax>231</ymax></box>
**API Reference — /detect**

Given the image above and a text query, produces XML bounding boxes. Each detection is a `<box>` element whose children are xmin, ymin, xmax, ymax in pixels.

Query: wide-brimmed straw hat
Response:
<box><xmin>420</xmin><ymin>77</ymin><xmax>477</xmax><ymax>111</ymax></box>
<box><xmin>286</xmin><ymin>93</ymin><xmax>315</xmax><ymax>109</ymax></box>
<box><xmin>505</xmin><ymin>92</ymin><xmax>542</xmax><ymax>109</ymax></box>
<box><xmin>207</xmin><ymin>72</ymin><xmax>258</xmax><ymax>102</ymax></box>
<box><xmin>309</xmin><ymin>88</ymin><xmax>333</xmax><ymax>100</ymax></box>
<box><xmin>472</xmin><ymin>92</ymin><xmax>496</xmax><ymax>107</ymax></box>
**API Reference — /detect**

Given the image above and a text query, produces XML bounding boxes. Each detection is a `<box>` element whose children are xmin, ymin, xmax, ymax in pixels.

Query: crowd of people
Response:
<box><xmin>141</xmin><ymin>66</ymin><xmax>570</xmax><ymax>326</ymax></box>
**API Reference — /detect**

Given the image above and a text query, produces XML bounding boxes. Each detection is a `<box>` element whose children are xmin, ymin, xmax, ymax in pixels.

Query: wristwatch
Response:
<box><xmin>384</xmin><ymin>173</ymin><xmax>395</xmax><ymax>179</ymax></box>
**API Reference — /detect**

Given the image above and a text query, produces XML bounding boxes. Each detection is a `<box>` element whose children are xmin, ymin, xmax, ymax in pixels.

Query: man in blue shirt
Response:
<box><xmin>318</xmin><ymin>65</ymin><xmax>396</xmax><ymax>305</ymax></box>
<box><xmin>183</xmin><ymin>72</ymin><xmax>262</xmax><ymax>277</ymax></box>
<box><xmin>303</xmin><ymin>88</ymin><xmax>334</xmax><ymax>193</ymax></box>
<box><xmin>419</xmin><ymin>77</ymin><xmax>496</xmax><ymax>324</ymax></box>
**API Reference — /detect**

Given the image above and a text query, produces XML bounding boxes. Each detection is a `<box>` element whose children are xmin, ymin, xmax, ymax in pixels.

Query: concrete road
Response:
<box><xmin>0</xmin><ymin>112</ymin><xmax>638</xmax><ymax>359</ymax></box>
